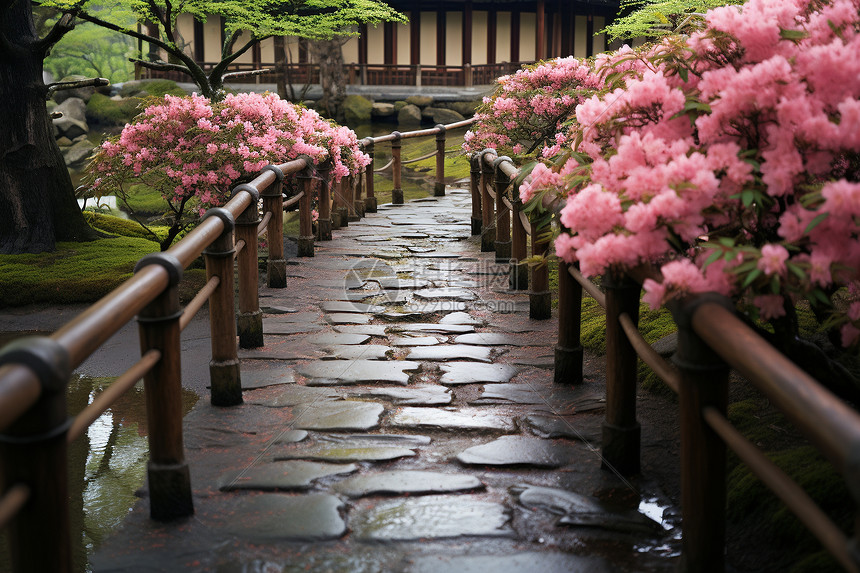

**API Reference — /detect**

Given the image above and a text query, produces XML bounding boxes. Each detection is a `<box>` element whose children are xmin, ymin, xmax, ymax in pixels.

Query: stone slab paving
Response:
<box><xmin>91</xmin><ymin>189</ymin><xmax>680</xmax><ymax>572</ymax></box>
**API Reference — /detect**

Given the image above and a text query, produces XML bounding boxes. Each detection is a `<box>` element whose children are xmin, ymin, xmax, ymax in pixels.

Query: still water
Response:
<box><xmin>0</xmin><ymin>361</ymin><xmax>198</xmax><ymax>572</ymax></box>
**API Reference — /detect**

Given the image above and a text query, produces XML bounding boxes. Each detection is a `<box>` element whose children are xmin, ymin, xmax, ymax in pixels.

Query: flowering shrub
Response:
<box><xmin>509</xmin><ymin>0</ymin><xmax>860</xmax><ymax>347</ymax></box>
<box><xmin>86</xmin><ymin>92</ymin><xmax>370</xmax><ymax>250</ymax></box>
<box><xmin>463</xmin><ymin>56</ymin><xmax>604</xmax><ymax>159</ymax></box>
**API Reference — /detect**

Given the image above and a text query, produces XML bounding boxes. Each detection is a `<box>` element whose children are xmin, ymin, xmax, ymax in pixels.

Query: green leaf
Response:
<box><xmin>741</xmin><ymin>189</ymin><xmax>755</xmax><ymax>207</ymax></box>
<box><xmin>678</xmin><ymin>67</ymin><xmax>689</xmax><ymax>82</ymax></box>
<box><xmin>742</xmin><ymin>268</ymin><xmax>762</xmax><ymax>287</ymax></box>
<box><xmin>702</xmin><ymin>249</ymin><xmax>723</xmax><ymax>270</ymax></box>
<box><xmin>804</xmin><ymin>212</ymin><xmax>829</xmax><ymax>234</ymax></box>
<box><xmin>786</xmin><ymin>262</ymin><xmax>806</xmax><ymax>280</ymax></box>
<box><xmin>771</xmin><ymin>275</ymin><xmax>780</xmax><ymax>294</ymax></box>
<box><xmin>718</xmin><ymin>237</ymin><xmax>735</xmax><ymax>247</ymax></box>
<box><xmin>779</xmin><ymin>28</ymin><xmax>809</xmax><ymax>40</ymax></box>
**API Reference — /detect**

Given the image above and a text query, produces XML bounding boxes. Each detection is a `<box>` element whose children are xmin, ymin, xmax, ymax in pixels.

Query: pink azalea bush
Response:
<box><xmin>463</xmin><ymin>56</ymin><xmax>604</xmax><ymax>159</ymax></box>
<box><xmin>509</xmin><ymin>0</ymin><xmax>860</xmax><ymax>345</ymax></box>
<box><xmin>86</xmin><ymin>92</ymin><xmax>369</xmax><ymax>250</ymax></box>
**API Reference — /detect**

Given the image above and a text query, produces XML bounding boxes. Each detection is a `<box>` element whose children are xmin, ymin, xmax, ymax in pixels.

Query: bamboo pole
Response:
<box><xmin>555</xmin><ymin>259</ymin><xmax>583</xmax><ymax>385</ymax></box>
<box><xmin>234</xmin><ymin>185</ymin><xmax>263</xmax><ymax>348</ymax></box>
<box><xmin>434</xmin><ymin>124</ymin><xmax>446</xmax><ymax>197</ymax></box>
<box><xmin>391</xmin><ymin>131</ymin><xmax>404</xmax><ymax>205</ymax></box>
<box><xmin>261</xmin><ymin>165</ymin><xmax>286</xmax><ymax>288</ymax></box>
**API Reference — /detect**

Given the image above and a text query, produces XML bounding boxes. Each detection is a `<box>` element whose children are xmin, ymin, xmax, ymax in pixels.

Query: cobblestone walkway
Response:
<box><xmin>92</xmin><ymin>187</ymin><xmax>680</xmax><ymax>572</ymax></box>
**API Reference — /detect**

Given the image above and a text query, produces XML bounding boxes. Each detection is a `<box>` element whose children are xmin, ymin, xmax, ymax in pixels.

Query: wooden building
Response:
<box><xmin>145</xmin><ymin>0</ymin><xmax>620</xmax><ymax>87</ymax></box>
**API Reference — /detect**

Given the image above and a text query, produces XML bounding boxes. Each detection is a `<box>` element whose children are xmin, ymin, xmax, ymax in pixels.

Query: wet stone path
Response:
<box><xmin>92</xmin><ymin>188</ymin><xmax>680</xmax><ymax>572</ymax></box>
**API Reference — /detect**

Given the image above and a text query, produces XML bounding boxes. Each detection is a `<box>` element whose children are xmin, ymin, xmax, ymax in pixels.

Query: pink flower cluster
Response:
<box><xmin>488</xmin><ymin>0</ymin><xmax>860</xmax><ymax>341</ymax></box>
<box><xmin>88</xmin><ymin>92</ymin><xmax>370</xmax><ymax>218</ymax></box>
<box><xmin>463</xmin><ymin>56</ymin><xmax>603</xmax><ymax>158</ymax></box>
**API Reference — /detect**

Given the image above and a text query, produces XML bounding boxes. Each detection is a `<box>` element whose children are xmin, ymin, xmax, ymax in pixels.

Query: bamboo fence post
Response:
<box><xmin>493</xmin><ymin>155</ymin><xmax>512</xmax><ymax>263</ymax></box>
<box><xmin>363</xmin><ymin>138</ymin><xmax>377</xmax><ymax>213</ymax></box>
<box><xmin>479</xmin><ymin>149</ymin><xmax>496</xmax><ymax>252</ymax></box>
<box><xmin>434</xmin><ymin>124</ymin><xmax>446</xmax><ymax>197</ymax></box>
<box><xmin>510</xmin><ymin>196</ymin><xmax>528</xmax><ymax>290</ymax></box>
<box><xmin>202</xmin><ymin>208</ymin><xmax>242</xmax><ymax>406</ymax></box>
<box><xmin>352</xmin><ymin>173</ymin><xmax>366</xmax><ymax>219</ymax></box>
<box><xmin>470</xmin><ymin>153</ymin><xmax>482</xmax><ymax>235</ymax></box>
<box><xmin>391</xmin><ymin>131</ymin><xmax>404</xmax><ymax>204</ymax></box>
<box><xmin>297</xmin><ymin>162</ymin><xmax>315</xmax><ymax>257</ymax></box>
<box><xmin>261</xmin><ymin>165</ymin><xmax>286</xmax><ymax>288</ymax></box>
<box><xmin>672</xmin><ymin>294</ymin><xmax>731</xmax><ymax>573</ymax></box>
<box><xmin>0</xmin><ymin>337</ymin><xmax>72</xmax><ymax>572</ymax></box>
<box><xmin>529</xmin><ymin>233</ymin><xmax>551</xmax><ymax>319</ymax></box>
<box><xmin>234</xmin><ymin>184</ymin><xmax>264</xmax><ymax>348</ymax></box>
<box><xmin>134</xmin><ymin>253</ymin><xmax>194</xmax><ymax>520</ymax></box>
<box><xmin>317</xmin><ymin>161</ymin><xmax>333</xmax><ymax>240</ymax></box>
<box><xmin>601</xmin><ymin>271</ymin><xmax>641</xmax><ymax>475</ymax></box>
<box><xmin>555</xmin><ymin>259</ymin><xmax>583</xmax><ymax>385</ymax></box>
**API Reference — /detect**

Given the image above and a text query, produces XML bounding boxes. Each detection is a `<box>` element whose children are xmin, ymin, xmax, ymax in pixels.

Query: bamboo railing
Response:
<box><xmin>0</xmin><ymin>119</ymin><xmax>473</xmax><ymax>573</ymax></box>
<box><xmin>472</xmin><ymin>150</ymin><xmax>860</xmax><ymax>573</ymax></box>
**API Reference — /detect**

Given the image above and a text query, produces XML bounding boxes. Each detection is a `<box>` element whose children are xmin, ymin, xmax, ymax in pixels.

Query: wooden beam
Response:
<box><xmin>436</xmin><ymin>9</ymin><xmax>446</xmax><ymax>65</ymax></box>
<box><xmin>358</xmin><ymin>23</ymin><xmax>368</xmax><ymax>65</ymax></box>
<box><xmin>462</xmin><ymin>0</ymin><xmax>472</xmax><ymax>66</ymax></box>
<box><xmin>510</xmin><ymin>8</ymin><xmax>520</xmax><ymax>62</ymax></box>
<box><xmin>193</xmin><ymin>19</ymin><xmax>204</xmax><ymax>63</ymax></box>
<box><xmin>536</xmin><ymin>0</ymin><xmax>545</xmax><ymax>60</ymax></box>
<box><xmin>586</xmin><ymin>14</ymin><xmax>594</xmax><ymax>58</ymax></box>
<box><xmin>487</xmin><ymin>8</ymin><xmax>496</xmax><ymax>65</ymax></box>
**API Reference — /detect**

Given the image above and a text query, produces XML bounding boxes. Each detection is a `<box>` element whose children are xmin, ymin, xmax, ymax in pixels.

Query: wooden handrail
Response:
<box><xmin>703</xmin><ymin>406</ymin><xmax>860</xmax><ymax>573</ymax></box>
<box><xmin>0</xmin><ymin>485</ymin><xmax>30</xmax><ymax>530</ymax></box>
<box><xmin>693</xmin><ymin>302</ymin><xmax>860</xmax><ymax>474</ymax></box>
<box><xmin>180</xmin><ymin>276</ymin><xmax>221</xmax><ymax>331</ymax></box>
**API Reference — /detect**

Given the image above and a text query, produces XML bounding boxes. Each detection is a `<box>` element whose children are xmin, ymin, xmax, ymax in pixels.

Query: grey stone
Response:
<box><xmin>206</xmin><ymin>494</ymin><xmax>346</xmax><ymax>541</ymax></box>
<box><xmin>472</xmin><ymin>385</ymin><xmax>600</xmax><ymax>411</ymax></box>
<box><xmin>264</xmin><ymin>321</ymin><xmax>325</xmax><ymax>335</ymax></box>
<box><xmin>239</xmin><ymin>368</ymin><xmax>297</xmax><ymax>389</ymax></box>
<box><xmin>298</xmin><ymin>360</ymin><xmax>420</xmax><ymax>385</ymax></box>
<box><xmin>54</xmin><ymin>116</ymin><xmax>89</xmax><ymax>140</ymax></box>
<box><xmin>62</xmin><ymin>139</ymin><xmax>96</xmax><ymax>167</ymax></box>
<box><xmin>342</xmin><ymin>94</ymin><xmax>373</xmax><ymax>126</ymax></box>
<box><xmin>292</xmin><ymin>401</ymin><xmax>384</xmax><ymax>431</ymax></box>
<box><xmin>320</xmin><ymin>301</ymin><xmax>384</xmax><ymax>314</ymax></box>
<box><xmin>218</xmin><ymin>460</ymin><xmax>358</xmax><ymax>491</ymax></box>
<box><xmin>363</xmin><ymin>385</ymin><xmax>452</xmax><ymax>405</ymax></box>
<box><xmin>307</xmin><ymin>332</ymin><xmax>370</xmax><ymax>345</ymax></box>
<box><xmin>652</xmin><ymin>331</ymin><xmax>678</xmax><ymax>358</ymax></box>
<box><xmin>439</xmin><ymin>311</ymin><xmax>482</xmax><ymax>325</ymax></box>
<box><xmin>405</xmin><ymin>95</ymin><xmax>433</xmax><ymax>108</ymax></box>
<box><xmin>404</xmin><ymin>301</ymin><xmax>469</xmax><ymax>313</ymax></box>
<box><xmin>414</xmin><ymin>288</ymin><xmax>477</xmax><ymax>301</ymax></box>
<box><xmin>392</xmin><ymin>323</ymin><xmax>475</xmax><ymax>334</ymax></box>
<box><xmin>397</xmin><ymin>103</ymin><xmax>422</xmax><ymax>125</ymax></box>
<box><xmin>511</xmin><ymin>484</ymin><xmax>663</xmax><ymax>534</ymax></box>
<box><xmin>524</xmin><ymin>414</ymin><xmax>601</xmax><ymax>442</ymax></box>
<box><xmin>334</xmin><ymin>470</ymin><xmax>482</xmax><ymax>498</ymax></box>
<box><xmin>248</xmin><ymin>385</ymin><xmax>341</xmax><ymax>407</ymax></box>
<box><xmin>407</xmin><ymin>552</ymin><xmax>610</xmax><ymax>573</ymax></box>
<box><xmin>405</xmin><ymin>345</ymin><xmax>492</xmax><ymax>363</ymax></box>
<box><xmin>334</xmin><ymin>324</ymin><xmax>389</xmax><ymax>337</ymax></box>
<box><xmin>55</xmin><ymin>96</ymin><xmax>87</xmax><ymax>122</ymax></box>
<box><xmin>352</xmin><ymin>496</ymin><xmax>512</xmax><ymax>541</ymax></box>
<box><xmin>320</xmin><ymin>344</ymin><xmax>390</xmax><ymax>360</ymax></box>
<box><xmin>423</xmin><ymin>106</ymin><xmax>466</xmax><ymax>125</ymax></box>
<box><xmin>457</xmin><ymin>436</ymin><xmax>580</xmax><ymax>468</ymax></box>
<box><xmin>265</xmin><ymin>311</ymin><xmax>320</xmax><ymax>323</ymax></box>
<box><xmin>391</xmin><ymin>407</ymin><xmax>515</xmax><ymax>432</ymax></box>
<box><xmin>371</xmin><ymin>102</ymin><xmax>396</xmax><ymax>117</ymax></box>
<box><xmin>440</xmin><ymin>362</ymin><xmax>519</xmax><ymax>385</ymax></box>
<box><xmin>273</xmin><ymin>434</ymin><xmax>423</xmax><ymax>462</ymax></box>
<box><xmin>325</xmin><ymin>313</ymin><xmax>371</xmax><ymax>325</ymax></box>
<box><xmin>390</xmin><ymin>336</ymin><xmax>440</xmax><ymax>347</ymax></box>
<box><xmin>454</xmin><ymin>333</ymin><xmax>528</xmax><ymax>346</ymax></box>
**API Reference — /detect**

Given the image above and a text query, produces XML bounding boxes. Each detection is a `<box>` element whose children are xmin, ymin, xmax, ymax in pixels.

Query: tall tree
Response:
<box><xmin>42</xmin><ymin>0</ymin><xmax>406</xmax><ymax>101</ymax></box>
<box><xmin>0</xmin><ymin>0</ymin><xmax>102</xmax><ymax>254</ymax></box>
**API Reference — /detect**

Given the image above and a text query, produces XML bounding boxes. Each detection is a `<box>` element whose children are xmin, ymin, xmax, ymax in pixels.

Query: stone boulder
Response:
<box><xmin>342</xmin><ymin>95</ymin><xmax>373</xmax><ymax>126</ymax></box>
<box><xmin>422</xmin><ymin>107</ymin><xmax>465</xmax><ymax>125</ymax></box>
<box><xmin>372</xmin><ymin>102</ymin><xmax>396</xmax><ymax>118</ymax></box>
<box><xmin>405</xmin><ymin>95</ymin><xmax>433</xmax><ymax>108</ymax></box>
<box><xmin>62</xmin><ymin>139</ymin><xmax>97</xmax><ymax>169</ymax></box>
<box><xmin>55</xmin><ymin>97</ymin><xmax>87</xmax><ymax>123</ymax></box>
<box><xmin>53</xmin><ymin>75</ymin><xmax>97</xmax><ymax>104</ymax></box>
<box><xmin>441</xmin><ymin>100</ymin><xmax>481</xmax><ymax>117</ymax></box>
<box><xmin>397</xmin><ymin>104</ymin><xmax>422</xmax><ymax>127</ymax></box>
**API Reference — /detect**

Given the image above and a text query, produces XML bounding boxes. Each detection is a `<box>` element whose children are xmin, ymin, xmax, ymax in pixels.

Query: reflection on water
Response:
<box><xmin>1</xmin><ymin>369</ymin><xmax>198</xmax><ymax>572</ymax></box>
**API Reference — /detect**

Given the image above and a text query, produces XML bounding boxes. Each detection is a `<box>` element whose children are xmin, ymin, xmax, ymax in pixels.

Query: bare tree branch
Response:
<box><xmin>129</xmin><ymin>57</ymin><xmax>189</xmax><ymax>74</ymax></box>
<box><xmin>222</xmin><ymin>68</ymin><xmax>271</xmax><ymax>81</ymax></box>
<box><xmin>46</xmin><ymin>76</ymin><xmax>109</xmax><ymax>99</ymax></box>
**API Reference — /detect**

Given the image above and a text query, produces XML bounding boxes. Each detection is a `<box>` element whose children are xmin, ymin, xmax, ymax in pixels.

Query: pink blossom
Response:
<box><xmin>754</xmin><ymin>294</ymin><xmax>786</xmax><ymax>320</ymax></box>
<box><xmin>757</xmin><ymin>244</ymin><xmax>789</xmax><ymax>276</ymax></box>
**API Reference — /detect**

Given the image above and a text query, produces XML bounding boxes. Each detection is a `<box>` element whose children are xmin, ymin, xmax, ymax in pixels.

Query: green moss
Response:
<box><xmin>119</xmin><ymin>97</ymin><xmax>145</xmax><ymax>119</ymax></box>
<box><xmin>86</xmin><ymin>93</ymin><xmax>129</xmax><ymax>126</ymax></box>
<box><xmin>82</xmin><ymin>211</ymin><xmax>169</xmax><ymax>242</ymax></box>
<box><xmin>0</xmin><ymin>237</ymin><xmax>158</xmax><ymax>307</ymax></box>
<box><xmin>140</xmin><ymin>79</ymin><xmax>187</xmax><ymax>98</ymax></box>
<box><xmin>124</xmin><ymin>184</ymin><xmax>166</xmax><ymax>215</ymax></box>
<box><xmin>726</xmin><ymin>445</ymin><xmax>852</xmax><ymax>567</ymax></box>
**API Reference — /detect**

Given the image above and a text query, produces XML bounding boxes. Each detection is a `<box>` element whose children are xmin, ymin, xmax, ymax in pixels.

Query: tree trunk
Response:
<box><xmin>311</xmin><ymin>38</ymin><xmax>347</xmax><ymax>121</ymax></box>
<box><xmin>0</xmin><ymin>0</ymin><xmax>100</xmax><ymax>254</ymax></box>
